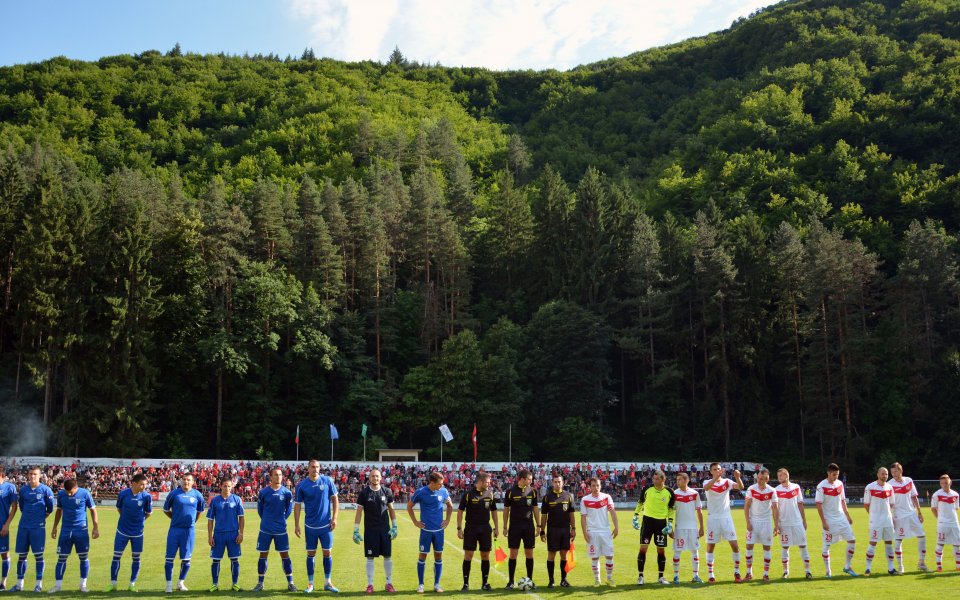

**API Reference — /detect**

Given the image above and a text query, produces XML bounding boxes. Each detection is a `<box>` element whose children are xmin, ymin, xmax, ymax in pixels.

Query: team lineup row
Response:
<box><xmin>0</xmin><ymin>461</ymin><xmax>958</xmax><ymax>593</ymax></box>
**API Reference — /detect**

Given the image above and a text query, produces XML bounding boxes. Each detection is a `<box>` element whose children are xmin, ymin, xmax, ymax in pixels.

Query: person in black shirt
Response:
<box><xmin>539</xmin><ymin>473</ymin><xmax>576</xmax><ymax>587</ymax></box>
<box><xmin>353</xmin><ymin>470</ymin><xmax>398</xmax><ymax>593</ymax></box>
<box><xmin>456</xmin><ymin>472</ymin><xmax>498</xmax><ymax>591</ymax></box>
<box><xmin>502</xmin><ymin>469</ymin><xmax>540</xmax><ymax>589</ymax></box>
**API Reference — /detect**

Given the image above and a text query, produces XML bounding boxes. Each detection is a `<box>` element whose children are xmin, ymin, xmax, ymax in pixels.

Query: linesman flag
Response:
<box><xmin>295</xmin><ymin>425</ymin><xmax>300</xmax><ymax>445</ymax></box>
<box><xmin>330</xmin><ymin>424</ymin><xmax>339</xmax><ymax>440</ymax></box>
<box><xmin>439</xmin><ymin>424</ymin><xmax>453</xmax><ymax>442</ymax></box>
<box><xmin>472</xmin><ymin>424</ymin><xmax>477</xmax><ymax>461</ymax></box>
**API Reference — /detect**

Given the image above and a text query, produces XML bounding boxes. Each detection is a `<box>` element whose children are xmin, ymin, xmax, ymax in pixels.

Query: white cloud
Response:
<box><xmin>288</xmin><ymin>0</ymin><xmax>780</xmax><ymax>70</ymax></box>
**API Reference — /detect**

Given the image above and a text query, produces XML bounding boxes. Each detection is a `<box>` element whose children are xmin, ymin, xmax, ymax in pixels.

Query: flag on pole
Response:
<box><xmin>330</xmin><ymin>424</ymin><xmax>339</xmax><ymax>440</ymax></box>
<box><xmin>295</xmin><ymin>425</ymin><xmax>300</xmax><ymax>445</ymax></box>
<box><xmin>472</xmin><ymin>424</ymin><xmax>477</xmax><ymax>461</ymax></box>
<box><xmin>361</xmin><ymin>424</ymin><xmax>368</xmax><ymax>438</ymax></box>
<box><xmin>495</xmin><ymin>545</ymin><xmax>507</xmax><ymax>565</ymax></box>
<box><xmin>439</xmin><ymin>424</ymin><xmax>453</xmax><ymax>443</ymax></box>
<box><xmin>564</xmin><ymin>542</ymin><xmax>577</xmax><ymax>572</ymax></box>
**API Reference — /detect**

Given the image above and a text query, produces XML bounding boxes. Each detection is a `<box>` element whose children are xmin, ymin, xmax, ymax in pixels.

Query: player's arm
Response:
<box><xmin>442</xmin><ymin>498</ymin><xmax>453</xmax><ymax>528</ymax></box>
<box><xmin>256</xmin><ymin>490</ymin><xmax>264</xmax><ymax>518</ymax></box>
<box><xmin>744</xmin><ymin>495</ymin><xmax>753</xmax><ymax>531</ymax></box>
<box><xmin>667</xmin><ymin>488</ymin><xmax>676</xmax><ymax>525</ymax></box>
<box><xmin>196</xmin><ymin>497</ymin><xmax>204</xmax><ymax>524</ymax></box>
<box><xmin>911</xmin><ymin>493</ymin><xmax>923</xmax><ymax>522</ymax></box>
<box><xmin>354</xmin><ymin>501</ymin><xmax>364</xmax><ymax>527</ymax></box>
<box><xmin>456</xmin><ymin>500</ymin><xmax>465</xmax><ymax>540</ymax></box>
<box><xmin>88</xmin><ymin>497</ymin><xmax>100</xmax><ymax>539</ymax></box>
<box><xmin>0</xmin><ymin>498</ymin><xmax>15</xmax><ymax>537</ymax></box>
<box><xmin>406</xmin><ymin>495</ymin><xmax>422</xmax><ymax>529</ymax></box>
<box><xmin>930</xmin><ymin>497</ymin><xmax>939</xmax><ymax>519</ymax></box>
<box><xmin>771</xmin><ymin>501</ymin><xmax>780</xmax><ymax>534</ymax></box>
<box><xmin>51</xmin><ymin>506</ymin><xmax>63</xmax><ymax>539</ymax></box>
<box><xmin>609</xmin><ymin>501</ymin><xmax>619</xmax><ymax>538</ymax></box>
<box><xmin>144</xmin><ymin>496</ymin><xmax>153</xmax><ymax>521</ymax></box>
<box><xmin>567</xmin><ymin>503</ymin><xmax>576</xmax><ymax>541</ymax></box>
<box><xmin>491</xmin><ymin>498</ymin><xmax>499</xmax><ymax>537</ymax></box>
<box><xmin>237</xmin><ymin>514</ymin><xmax>245</xmax><ymax>543</ymax></box>
<box><xmin>283</xmin><ymin>492</ymin><xmax>294</xmax><ymax>521</ymax></box>
<box><xmin>163</xmin><ymin>491</ymin><xmax>174</xmax><ymax>519</ymax></box>
<box><xmin>532</xmin><ymin>503</ymin><xmax>541</xmax><ymax>534</ymax></box>
<box><xmin>862</xmin><ymin>490</ymin><xmax>871</xmax><ymax>515</ymax></box>
<box><xmin>580</xmin><ymin>511</ymin><xmax>590</xmax><ymax>544</ymax></box>
<box><xmin>696</xmin><ymin>505</ymin><xmax>704</xmax><ymax>538</ymax></box>
<box><xmin>207</xmin><ymin>512</ymin><xmax>216</xmax><ymax>546</ymax></box>
<box><xmin>732</xmin><ymin>470</ymin><xmax>744</xmax><ymax>491</ymax></box>
<box><xmin>538</xmin><ymin>497</ymin><xmax>547</xmax><ymax>537</ymax></box>
<box><xmin>501</xmin><ymin>500</ymin><xmax>510</xmax><ymax>537</ymax></box>
<box><xmin>293</xmin><ymin>485</ymin><xmax>302</xmax><ymax>537</ymax></box>
<box><xmin>330</xmin><ymin>494</ymin><xmax>339</xmax><ymax>530</ymax></box>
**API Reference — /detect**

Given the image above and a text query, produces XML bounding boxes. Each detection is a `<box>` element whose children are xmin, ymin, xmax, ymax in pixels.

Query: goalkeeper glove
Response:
<box><xmin>661</xmin><ymin>521</ymin><xmax>674</xmax><ymax>535</ymax></box>
<box><xmin>632</xmin><ymin>515</ymin><xmax>640</xmax><ymax>530</ymax></box>
<box><xmin>389</xmin><ymin>523</ymin><xmax>398</xmax><ymax>540</ymax></box>
<box><xmin>353</xmin><ymin>525</ymin><xmax>363</xmax><ymax>544</ymax></box>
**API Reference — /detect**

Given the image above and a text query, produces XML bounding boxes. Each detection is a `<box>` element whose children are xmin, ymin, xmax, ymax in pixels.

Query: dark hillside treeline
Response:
<box><xmin>1</xmin><ymin>0</ymin><xmax>960</xmax><ymax>476</ymax></box>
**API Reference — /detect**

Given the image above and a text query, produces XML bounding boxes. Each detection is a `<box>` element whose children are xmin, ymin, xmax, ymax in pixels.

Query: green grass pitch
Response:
<box><xmin>4</xmin><ymin>508</ymin><xmax>959</xmax><ymax>599</ymax></box>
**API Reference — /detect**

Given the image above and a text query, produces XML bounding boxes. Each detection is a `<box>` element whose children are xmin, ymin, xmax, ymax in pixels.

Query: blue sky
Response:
<box><xmin>1</xmin><ymin>0</ymin><xmax>779</xmax><ymax>70</ymax></box>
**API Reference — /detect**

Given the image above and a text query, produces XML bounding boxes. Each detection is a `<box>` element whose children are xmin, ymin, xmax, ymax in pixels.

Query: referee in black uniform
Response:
<box><xmin>539</xmin><ymin>473</ymin><xmax>576</xmax><ymax>587</ymax></box>
<box><xmin>502</xmin><ymin>469</ymin><xmax>541</xmax><ymax>589</ymax></box>
<box><xmin>456</xmin><ymin>472</ymin><xmax>498</xmax><ymax>591</ymax></box>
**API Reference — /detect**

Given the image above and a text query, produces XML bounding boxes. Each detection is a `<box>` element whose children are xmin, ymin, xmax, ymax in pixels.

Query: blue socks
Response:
<box><xmin>417</xmin><ymin>560</ymin><xmax>426</xmax><ymax>585</ymax></box>
<box><xmin>258</xmin><ymin>558</ymin><xmax>267</xmax><ymax>584</ymax></box>
<box><xmin>306</xmin><ymin>555</ymin><xmax>315</xmax><ymax>582</ymax></box>
<box><xmin>164</xmin><ymin>558</ymin><xmax>174</xmax><ymax>583</ymax></box>
<box><xmin>434</xmin><ymin>561</ymin><xmax>443</xmax><ymax>586</ymax></box>
<box><xmin>282</xmin><ymin>557</ymin><xmax>293</xmax><ymax>584</ymax></box>
<box><xmin>79</xmin><ymin>554</ymin><xmax>89</xmax><ymax>579</ymax></box>
<box><xmin>322</xmin><ymin>555</ymin><xmax>332</xmax><ymax>579</ymax></box>
<box><xmin>211</xmin><ymin>559</ymin><xmax>221</xmax><ymax>585</ymax></box>
<box><xmin>230</xmin><ymin>559</ymin><xmax>240</xmax><ymax>585</ymax></box>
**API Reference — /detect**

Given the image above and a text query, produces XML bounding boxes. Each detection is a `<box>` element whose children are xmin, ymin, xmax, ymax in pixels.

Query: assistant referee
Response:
<box><xmin>633</xmin><ymin>470</ymin><xmax>676</xmax><ymax>585</ymax></box>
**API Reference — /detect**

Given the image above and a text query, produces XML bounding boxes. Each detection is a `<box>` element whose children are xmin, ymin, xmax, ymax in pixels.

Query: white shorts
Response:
<box><xmin>869</xmin><ymin>526</ymin><xmax>895</xmax><ymax>543</ymax></box>
<box><xmin>586</xmin><ymin>531</ymin><xmax>614</xmax><ymax>558</ymax></box>
<box><xmin>746</xmin><ymin>520</ymin><xmax>773</xmax><ymax>546</ymax></box>
<box><xmin>778</xmin><ymin>525</ymin><xmax>808</xmax><ymax>547</ymax></box>
<box><xmin>822</xmin><ymin>520</ymin><xmax>855</xmax><ymax>545</ymax></box>
<box><xmin>672</xmin><ymin>528</ymin><xmax>700</xmax><ymax>553</ymax></box>
<box><xmin>706</xmin><ymin>515</ymin><xmax>737</xmax><ymax>543</ymax></box>
<box><xmin>893</xmin><ymin>514</ymin><xmax>925</xmax><ymax>539</ymax></box>
<box><xmin>937</xmin><ymin>525</ymin><xmax>960</xmax><ymax>546</ymax></box>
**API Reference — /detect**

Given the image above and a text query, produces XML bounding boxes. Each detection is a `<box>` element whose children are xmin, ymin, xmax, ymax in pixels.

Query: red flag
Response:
<box><xmin>295</xmin><ymin>425</ymin><xmax>300</xmax><ymax>445</ymax></box>
<box><xmin>495</xmin><ymin>545</ymin><xmax>507</xmax><ymax>565</ymax></box>
<box><xmin>564</xmin><ymin>542</ymin><xmax>577</xmax><ymax>572</ymax></box>
<box><xmin>472</xmin><ymin>424</ymin><xmax>478</xmax><ymax>461</ymax></box>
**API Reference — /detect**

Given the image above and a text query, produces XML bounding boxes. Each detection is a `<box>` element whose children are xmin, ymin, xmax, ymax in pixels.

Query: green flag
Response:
<box><xmin>361</xmin><ymin>424</ymin><xmax>368</xmax><ymax>438</ymax></box>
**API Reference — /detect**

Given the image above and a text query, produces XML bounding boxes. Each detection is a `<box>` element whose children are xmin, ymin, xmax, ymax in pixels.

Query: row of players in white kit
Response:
<box><xmin>668</xmin><ymin>462</ymin><xmax>960</xmax><ymax>583</ymax></box>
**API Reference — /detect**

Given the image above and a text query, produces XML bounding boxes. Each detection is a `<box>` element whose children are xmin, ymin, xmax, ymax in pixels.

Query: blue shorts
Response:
<box><xmin>166</xmin><ymin>527</ymin><xmax>196</xmax><ymax>560</ymax></box>
<box><xmin>305</xmin><ymin>526</ymin><xmax>333</xmax><ymax>552</ymax></box>
<box><xmin>0</xmin><ymin>533</ymin><xmax>8</xmax><ymax>553</ymax></box>
<box><xmin>56</xmin><ymin>529</ymin><xmax>90</xmax><ymax>555</ymax></box>
<box><xmin>15</xmin><ymin>528</ymin><xmax>45</xmax><ymax>554</ymax></box>
<box><xmin>210</xmin><ymin>531</ymin><xmax>242</xmax><ymax>560</ymax></box>
<box><xmin>257</xmin><ymin>532</ymin><xmax>290</xmax><ymax>553</ymax></box>
<box><xmin>114</xmin><ymin>531</ymin><xmax>145</xmax><ymax>554</ymax></box>
<box><xmin>418</xmin><ymin>529</ymin><xmax>444</xmax><ymax>553</ymax></box>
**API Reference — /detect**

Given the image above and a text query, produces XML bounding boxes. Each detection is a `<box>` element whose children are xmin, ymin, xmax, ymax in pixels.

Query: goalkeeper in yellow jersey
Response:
<box><xmin>633</xmin><ymin>470</ymin><xmax>676</xmax><ymax>585</ymax></box>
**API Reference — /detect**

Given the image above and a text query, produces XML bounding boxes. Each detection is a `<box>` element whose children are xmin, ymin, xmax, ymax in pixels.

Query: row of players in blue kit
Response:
<box><xmin>0</xmin><ymin>461</ymin><xmax>343</xmax><ymax>593</ymax></box>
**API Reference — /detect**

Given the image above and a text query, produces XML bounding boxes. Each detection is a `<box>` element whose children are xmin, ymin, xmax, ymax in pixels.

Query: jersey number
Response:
<box><xmin>938</xmin><ymin>532</ymin><xmax>946</xmax><ymax>542</ymax></box>
<box><xmin>780</xmin><ymin>533</ymin><xmax>789</xmax><ymax>544</ymax></box>
<box><xmin>676</xmin><ymin>538</ymin><xmax>685</xmax><ymax>548</ymax></box>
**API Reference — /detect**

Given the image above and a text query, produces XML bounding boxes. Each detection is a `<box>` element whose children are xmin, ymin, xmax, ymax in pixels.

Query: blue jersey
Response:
<box><xmin>56</xmin><ymin>488</ymin><xmax>95</xmax><ymax>531</ymax></box>
<box><xmin>206</xmin><ymin>494</ymin><xmax>244</xmax><ymax>535</ymax></box>
<box><xmin>18</xmin><ymin>484</ymin><xmax>54</xmax><ymax>529</ymax></box>
<box><xmin>117</xmin><ymin>488</ymin><xmax>153</xmax><ymax>536</ymax></box>
<box><xmin>411</xmin><ymin>485</ymin><xmax>451</xmax><ymax>530</ymax></box>
<box><xmin>0</xmin><ymin>481</ymin><xmax>16</xmax><ymax>524</ymax></box>
<box><xmin>295</xmin><ymin>476</ymin><xmax>338</xmax><ymax>528</ymax></box>
<box><xmin>163</xmin><ymin>487</ymin><xmax>205</xmax><ymax>529</ymax></box>
<box><xmin>257</xmin><ymin>485</ymin><xmax>294</xmax><ymax>535</ymax></box>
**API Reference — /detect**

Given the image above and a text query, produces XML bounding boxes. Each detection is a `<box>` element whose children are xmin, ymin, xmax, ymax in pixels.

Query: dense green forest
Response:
<box><xmin>2</xmin><ymin>0</ymin><xmax>960</xmax><ymax>475</ymax></box>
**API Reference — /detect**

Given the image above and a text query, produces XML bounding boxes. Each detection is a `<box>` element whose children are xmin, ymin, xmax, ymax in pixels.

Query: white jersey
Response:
<box><xmin>580</xmin><ymin>492</ymin><xmax>615</xmax><ymax>533</ymax></box>
<box><xmin>775</xmin><ymin>482</ymin><xmax>804</xmax><ymax>527</ymax></box>
<box><xmin>932</xmin><ymin>489</ymin><xmax>959</xmax><ymax>527</ymax></box>
<box><xmin>704</xmin><ymin>478</ymin><xmax>736</xmax><ymax>519</ymax></box>
<box><xmin>746</xmin><ymin>484</ymin><xmax>778</xmax><ymax>521</ymax></box>
<box><xmin>815</xmin><ymin>478</ymin><xmax>847</xmax><ymax>522</ymax></box>
<box><xmin>863</xmin><ymin>481</ymin><xmax>895</xmax><ymax>529</ymax></box>
<box><xmin>673</xmin><ymin>488</ymin><xmax>702</xmax><ymax>530</ymax></box>
<box><xmin>889</xmin><ymin>477</ymin><xmax>918</xmax><ymax>519</ymax></box>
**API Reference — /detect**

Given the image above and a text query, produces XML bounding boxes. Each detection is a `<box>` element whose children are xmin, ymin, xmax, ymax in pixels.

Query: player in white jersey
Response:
<box><xmin>703</xmin><ymin>462</ymin><xmax>744</xmax><ymax>583</ymax></box>
<box><xmin>889</xmin><ymin>462</ymin><xmax>929</xmax><ymax>572</ymax></box>
<box><xmin>815</xmin><ymin>462</ymin><xmax>859</xmax><ymax>577</ymax></box>
<box><xmin>863</xmin><ymin>467</ymin><xmax>898</xmax><ymax>576</ymax></box>
<box><xmin>774</xmin><ymin>468</ymin><xmax>812</xmax><ymax>579</ymax></box>
<box><xmin>743</xmin><ymin>468</ymin><xmax>779</xmax><ymax>581</ymax></box>
<box><xmin>930</xmin><ymin>474</ymin><xmax>960</xmax><ymax>572</ymax></box>
<box><xmin>580</xmin><ymin>478</ymin><xmax>619</xmax><ymax>587</ymax></box>
<box><xmin>670</xmin><ymin>472</ymin><xmax>704</xmax><ymax>584</ymax></box>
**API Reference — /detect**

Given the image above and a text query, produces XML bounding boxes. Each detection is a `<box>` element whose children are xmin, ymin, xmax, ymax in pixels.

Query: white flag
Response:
<box><xmin>439</xmin><ymin>424</ymin><xmax>454</xmax><ymax>442</ymax></box>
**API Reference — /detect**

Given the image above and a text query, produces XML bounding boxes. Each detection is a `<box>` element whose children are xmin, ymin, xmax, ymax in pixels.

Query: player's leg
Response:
<box><xmin>884</xmin><ymin>539</ymin><xmax>896</xmax><ymax>573</ymax></box>
<box><xmin>163</xmin><ymin>528</ymin><xmax>178</xmax><ymax>592</ymax></box>
<box><xmin>506</xmin><ymin>528</ymin><xmax>520</xmax><ymax>587</ymax></box>
<box><xmin>30</xmin><ymin>528</ymin><xmax>46</xmax><ymax>590</ymax></box>
<box><xmin>462</xmin><ymin>527</ymin><xmax>477</xmax><ymax>590</ymax></box>
<box><xmin>129</xmin><ymin>536</ymin><xmax>143</xmax><ymax>589</ymax></box>
<box><xmin>304</xmin><ymin>527</ymin><xmax>319</xmax><ymax>591</ymax></box>
<box><xmin>705</xmin><ymin>540</ymin><xmax>717</xmax><ymax>582</ymax></box>
<box><xmin>76</xmin><ymin>530</ymin><xmax>91</xmax><ymax>591</ymax></box>
<box><xmin>479</xmin><ymin>526</ymin><xmax>493</xmax><ymax>589</ymax></box>
<box><xmin>277</xmin><ymin>534</ymin><xmax>295</xmax><ymax>590</ymax></box>
<box><xmin>255</xmin><ymin>532</ymin><xmax>272</xmax><ymax>590</ymax></box>
<box><xmin>109</xmin><ymin>533</ymin><xmax>127</xmax><ymax>589</ymax></box>
<box><xmin>381</xmin><ymin>530</ymin><xmax>395</xmax><ymax>591</ymax></box>
<box><xmin>417</xmin><ymin>529</ymin><xmax>431</xmax><ymax>590</ymax></box>
<box><xmin>761</xmin><ymin>544</ymin><xmax>772</xmax><ymax>579</ymax></box>
<box><xmin>319</xmin><ymin>529</ymin><xmax>335</xmax><ymax>591</ymax></box>
<box><xmin>210</xmin><ymin>532</ymin><xmax>226</xmax><ymax>590</ymax></box>
<box><xmin>176</xmin><ymin>528</ymin><xmax>194</xmax><ymax>590</ymax></box>
<box><xmin>432</xmin><ymin>532</ymin><xmax>445</xmax><ymax>591</ymax></box>
<box><xmin>227</xmin><ymin>535</ymin><xmax>242</xmax><ymax>590</ymax></box>
<box><xmin>865</xmin><ymin>539</ymin><xmax>878</xmax><ymax>574</ymax></box>
<box><xmin>728</xmin><ymin>532</ymin><xmax>741</xmax><ymax>579</ymax></box>
<box><xmin>522</xmin><ymin>527</ymin><xmax>535</xmax><ymax>582</ymax></box>
<box><xmin>14</xmin><ymin>526</ymin><xmax>29</xmax><ymax>591</ymax></box>
<box><xmin>52</xmin><ymin>531</ymin><xmax>71</xmax><ymax>592</ymax></box>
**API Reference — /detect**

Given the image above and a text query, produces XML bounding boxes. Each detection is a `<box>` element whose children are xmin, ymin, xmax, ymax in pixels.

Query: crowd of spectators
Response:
<box><xmin>1</xmin><ymin>460</ymin><xmax>783</xmax><ymax>503</ymax></box>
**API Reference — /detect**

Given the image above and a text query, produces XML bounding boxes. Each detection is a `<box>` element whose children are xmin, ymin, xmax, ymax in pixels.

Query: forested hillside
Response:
<box><xmin>1</xmin><ymin>0</ymin><xmax>959</xmax><ymax>475</ymax></box>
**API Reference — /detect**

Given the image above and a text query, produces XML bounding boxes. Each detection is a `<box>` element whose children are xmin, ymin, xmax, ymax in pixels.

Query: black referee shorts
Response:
<box><xmin>640</xmin><ymin>516</ymin><xmax>668</xmax><ymax>547</ymax></box>
<box><xmin>463</xmin><ymin>524</ymin><xmax>493</xmax><ymax>552</ymax></box>
<box><xmin>508</xmin><ymin>524</ymin><xmax>536</xmax><ymax>550</ymax></box>
<box><xmin>546</xmin><ymin>527</ymin><xmax>571</xmax><ymax>553</ymax></box>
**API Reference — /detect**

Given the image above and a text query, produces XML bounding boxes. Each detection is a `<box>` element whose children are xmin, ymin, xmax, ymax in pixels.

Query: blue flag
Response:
<box><xmin>330</xmin><ymin>424</ymin><xmax>339</xmax><ymax>440</ymax></box>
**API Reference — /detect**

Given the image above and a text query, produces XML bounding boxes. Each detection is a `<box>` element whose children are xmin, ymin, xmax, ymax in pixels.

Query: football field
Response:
<box><xmin>5</xmin><ymin>509</ymin><xmax>958</xmax><ymax>599</ymax></box>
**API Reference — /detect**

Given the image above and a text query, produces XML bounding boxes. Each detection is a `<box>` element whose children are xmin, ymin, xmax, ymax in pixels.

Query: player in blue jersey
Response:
<box><xmin>206</xmin><ymin>478</ymin><xmax>245</xmax><ymax>592</ymax></box>
<box><xmin>49</xmin><ymin>478</ymin><xmax>99</xmax><ymax>593</ymax></box>
<box><xmin>407</xmin><ymin>472</ymin><xmax>454</xmax><ymax>593</ymax></box>
<box><xmin>254</xmin><ymin>468</ymin><xmax>297</xmax><ymax>592</ymax></box>
<box><xmin>11</xmin><ymin>467</ymin><xmax>54</xmax><ymax>592</ymax></box>
<box><xmin>107</xmin><ymin>473</ymin><xmax>152</xmax><ymax>592</ymax></box>
<box><xmin>294</xmin><ymin>459</ymin><xmax>340</xmax><ymax>593</ymax></box>
<box><xmin>163</xmin><ymin>473</ymin><xmax>205</xmax><ymax>593</ymax></box>
<box><xmin>0</xmin><ymin>468</ymin><xmax>19</xmax><ymax>592</ymax></box>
